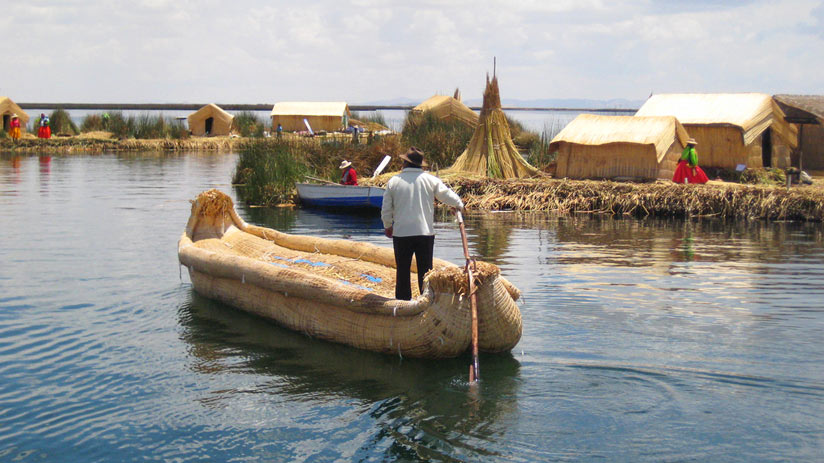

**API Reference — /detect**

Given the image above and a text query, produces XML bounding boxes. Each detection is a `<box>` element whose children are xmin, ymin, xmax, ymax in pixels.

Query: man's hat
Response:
<box><xmin>686</xmin><ymin>138</ymin><xmax>698</xmax><ymax>146</ymax></box>
<box><xmin>399</xmin><ymin>147</ymin><xmax>427</xmax><ymax>167</ymax></box>
<box><xmin>339</xmin><ymin>160</ymin><xmax>352</xmax><ymax>169</ymax></box>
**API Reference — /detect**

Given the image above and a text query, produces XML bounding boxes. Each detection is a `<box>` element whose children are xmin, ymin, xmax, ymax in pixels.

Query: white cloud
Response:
<box><xmin>1</xmin><ymin>0</ymin><xmax>821</xmax><ymax>104</ymax></box>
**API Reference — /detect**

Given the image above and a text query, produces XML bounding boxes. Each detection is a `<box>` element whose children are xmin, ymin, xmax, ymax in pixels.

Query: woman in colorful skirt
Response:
<box><xmin>9</xmin><ymin>114</ymin><xmax>21</xmax><ymax>141</ymax></box>
<box><xmin>37</xmin><ymin>113</ymin><xmax>51</xmax><ymax>139</ymax></box>
<box><xmin>673</xmin><ymin>138</ymin><xmax>709</xmax><ymax>184</ymax></box>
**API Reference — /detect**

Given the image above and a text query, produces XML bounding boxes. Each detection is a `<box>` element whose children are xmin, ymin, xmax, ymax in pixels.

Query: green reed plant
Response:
<box><xmin>50</xmin><ymin>108</ymin><xmax>79</xmax><ymax>135</ymax></box>
<box><xmin>233</xmin><ymin>136</ymin><xmax>404</xmax><ymax>205</ymax></box>
<box><xmin>401</xmin><ymin>111</ymin><xmax>474</xmax><ymax>170</ymax></box>
<box><xmin>233</xmin><ymin>140</ymin><xmax>313</xmax><ymax>205</ymax></box>
<box><xmin>105</xmin><ymin>112</ymin><xmax>133</xmax><ymax>139</ymax></box>
<box><xmin>350</xmin><ymin>110</ymin><xmax>387</xmax><ymax>127</ymax></box>
<box><xmin>80</xmin><ymin>114</ymin><xmax>104</xmax><ymax>132</ymax></box>
<box><xmin>233</xmin><ymin>111</ymin><xmax>265</xmax><ymax>138</ymax></box>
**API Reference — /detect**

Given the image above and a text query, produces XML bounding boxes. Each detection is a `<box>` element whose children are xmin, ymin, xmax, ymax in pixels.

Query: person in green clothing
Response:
<box><xmin>673</xmin><ymin>138</ymin><xmax>709</xmax><ymax>184</ymax></box>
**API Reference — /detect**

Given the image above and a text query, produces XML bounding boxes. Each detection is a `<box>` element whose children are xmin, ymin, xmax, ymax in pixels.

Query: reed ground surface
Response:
<box><xmin>3</xmin><ymin>132</ymin><xmax>822</xmax><ymax>221</ymax></box>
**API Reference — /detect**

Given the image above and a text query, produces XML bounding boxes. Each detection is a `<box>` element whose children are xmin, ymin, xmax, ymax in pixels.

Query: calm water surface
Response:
<box><xmin>1</xmin><ymin>153</ymin><xmax>823</xmax><ymax>462</ymax></box>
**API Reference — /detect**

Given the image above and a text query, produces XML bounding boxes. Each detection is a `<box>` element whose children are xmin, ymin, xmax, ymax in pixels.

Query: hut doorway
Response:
<box><xmin>761</xmin><ymin>128</ymin><xmax>772</xmax><ymax>167</ymax></box>
<box><xmin>2</xmin><ymin>114</ymin><xmax>8</xmax><ymax>131</ymax></box>
<box><xmin>205</xmin><ymin>117</ymin><xmax>213</xmax><ymax>135</ymax></box>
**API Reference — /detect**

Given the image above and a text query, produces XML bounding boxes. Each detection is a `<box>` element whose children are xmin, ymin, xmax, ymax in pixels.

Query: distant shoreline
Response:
<box><xmin>16</xmin><ymin>102</ymin><xmax>637</xmax><ymax>113</ymax></box>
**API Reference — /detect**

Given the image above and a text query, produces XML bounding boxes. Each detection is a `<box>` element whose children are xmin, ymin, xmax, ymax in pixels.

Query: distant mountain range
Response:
<box><xmin>359</xmin><ymin>97</ymin><xmax>644</xmax><ymax>109</ymax></box>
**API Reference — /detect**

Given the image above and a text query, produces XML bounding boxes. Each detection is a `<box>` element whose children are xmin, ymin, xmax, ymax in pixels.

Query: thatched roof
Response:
<box><xmin>550</xmin><ymin>114</ymin><xmax>689</xmax><ymax>162</ymax></box>
<box><xmin>412</xmin><ymin>94</ymin><xmax>479</xmax><ymax>127</ymax></box>
<box><xmin>0</xmin><ymin>97</ymin><xmax>29</xmax><ymax>126</ymax></box>
<box><xmin>635</xmin><ymin>93</ymin><xmax>796</xmax><ymax>147</ymax></box>
<box><xmin>187</xmin><ymin>103</ymin><xmax>234</xmax><ymax>136</ymax></box>
<box><xmin>270</xmin><ymin>102</ymin><xmax>350</xmax><ymax>117</ymax></box>
<box><xmin>773</xmin><ymin>94</ymin><xmax>824</xmax><ymax>124</ymax></box>
<box><xmin>448</xmin><ymin>75</ymin><xmax>539</xmax><ymax>179</ymax></box>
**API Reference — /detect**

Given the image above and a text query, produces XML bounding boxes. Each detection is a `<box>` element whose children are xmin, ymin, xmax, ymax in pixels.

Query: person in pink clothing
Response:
<box><xmin>9</xmin><ymin>114</ymin><xmax>21</xmax><ymax>141</ymax></box>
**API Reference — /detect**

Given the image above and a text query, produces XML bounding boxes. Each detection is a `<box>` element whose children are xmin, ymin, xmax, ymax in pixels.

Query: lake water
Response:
<box><xmin>1</xmin><ymin>153</ymin><xmax>823</xmax><ymax>462</ymax></box>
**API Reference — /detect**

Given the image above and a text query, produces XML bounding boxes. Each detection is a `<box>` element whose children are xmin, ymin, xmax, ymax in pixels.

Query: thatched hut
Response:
<box><xmin>635</xmin><ymin>93</ymin><xmax>797</xmax><ymax>170</ymax></box>
<box><xmin>271</xmin><ymin>102</ymin><xmax>350</xmax><ymax>133</ymax></box>
<box><xmin>773</xmin><ymin>94</ymin><xmax>824</xmax><ymax>171</ymax></box>
<box><xmin>187</xmin><ymin>103</ymin><xmax>234</xmax><ymax>137</ymax></box>
<box><xmin>412</xmin><ymin>90</ymin><xmax>479</xmax><ymax>128</ymax></box>
<box><xmin>549</xmin><ymin>114</ymin><xmax>690</xmax><ymax>181</ymax></box>
<box><xmin>1</xmin><ymin>97</ymin><xmax>29</xmax><ymax>133</ymax></box>
<box><xmin>449</xmin><ymin>75</ymin><xmax>539</xmax><ymax>179</ymax></box>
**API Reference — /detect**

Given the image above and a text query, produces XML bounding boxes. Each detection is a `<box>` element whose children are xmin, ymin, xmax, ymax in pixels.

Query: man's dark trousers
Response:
<box><xmin>392</xmin><ymin>235</ymin><xmax>435</xmax><ymax>300</ymax></box>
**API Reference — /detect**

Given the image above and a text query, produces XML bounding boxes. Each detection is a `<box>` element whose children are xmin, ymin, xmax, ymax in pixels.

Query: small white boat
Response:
<box><xmin>295</xmin><ymin>183</ymin><xmax>385</xmax><ymax>209</ymax></box>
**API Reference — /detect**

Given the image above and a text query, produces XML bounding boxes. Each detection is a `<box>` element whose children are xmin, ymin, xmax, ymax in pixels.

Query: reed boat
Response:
<box><xmin>178</xmin><ymin>190</ymin><xmax>523</xmax><ymax>359</ymax></box>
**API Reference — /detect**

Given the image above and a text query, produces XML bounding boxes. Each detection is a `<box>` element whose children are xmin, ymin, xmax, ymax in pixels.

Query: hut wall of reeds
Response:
<box><xmin>271</xmin><ymin>102</ymin><xmax>350</xmax><ymax>133</ymax></box>
<box><xmin>774</xmin><ymin>94</ymin><xmax>824</xmax><ymax>170</ymax></box>
<box><xmin>187</xmin><ymin>103</ymin><xmax>234</xmax><ymax>137</ymax></box>
<box><xmin>635</xmin><ymin>93</ymin><xmax>797</xmax><ymax>170</ymax></box>
<box><xmin>449</xmin><ymin>75</ymin><xmax>539</xmax><ymax>179</ymax></box>
<box><xmin>412</xmin><ymin>94</ymin><xmax>479</xmax><ymax>127</ymax></box>
<box><xmin>797</xmin><ymin>125</ymin><xmax>824</xmax><ymax>170</ymax></box>
<box><xmin>549</xmin><ymin>115</ymin><xmax>689</xmax><ymax>180</ymax></box>
<box><xmin>0</xmin><ymin>97</ymin><xmax>29</xmax><ymax>132</ymax></box>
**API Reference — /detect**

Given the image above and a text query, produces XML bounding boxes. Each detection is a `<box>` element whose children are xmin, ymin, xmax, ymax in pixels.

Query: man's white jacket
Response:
<box><xmin>381</xmin><ymin>167</ymin><xmax>464</xmax><ymax>237</ymax></box>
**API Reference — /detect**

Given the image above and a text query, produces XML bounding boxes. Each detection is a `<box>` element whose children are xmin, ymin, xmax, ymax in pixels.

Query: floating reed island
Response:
<box><xmin>425</xmin><ymin>176</ymin><xmax>824</xmax><ymax>222</ymax></box>
<box><xmin>0</xmin><ymin>134</ymin><xmax>260</xmax><ymax>153</ymax></box>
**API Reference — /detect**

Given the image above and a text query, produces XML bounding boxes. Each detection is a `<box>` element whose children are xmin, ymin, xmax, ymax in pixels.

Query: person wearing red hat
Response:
<box><xmin>381</xmin><ymin>147</ymin><xmax>464</xmax><ymax>300</ymax></box>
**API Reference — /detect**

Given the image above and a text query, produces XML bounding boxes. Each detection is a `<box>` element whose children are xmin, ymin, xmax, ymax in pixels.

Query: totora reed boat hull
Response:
<box><xmin>178</xmin><ymin>190</ymin><xmax>522</xmax><ymax>358</ymax></box>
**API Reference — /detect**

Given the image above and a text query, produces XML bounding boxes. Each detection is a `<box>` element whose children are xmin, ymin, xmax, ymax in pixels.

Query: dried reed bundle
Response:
<box><xmin>448</xmin><ymin>74</ymin><xmax>540</xmax><ymax>179</ymax></box>
<box><xmin>194</xmin><ymin>188</ymin><xmax>234</xmax><ymax>217</ymax></box>
<box><xmin>426</xmin><ymin>261</ymin><xmax>499</xmax><ymax>296</ymax></box>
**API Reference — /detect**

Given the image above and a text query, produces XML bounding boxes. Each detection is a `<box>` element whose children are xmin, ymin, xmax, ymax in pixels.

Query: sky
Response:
<box><xmin>1</xmin><ymin>0</ymin><xmax>822</xmax><ymax>105</ymax></box>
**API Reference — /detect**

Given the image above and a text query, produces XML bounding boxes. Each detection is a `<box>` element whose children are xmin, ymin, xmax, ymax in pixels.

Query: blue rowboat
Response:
<box><xmin>295</xmin><ymin>183</ymin><xmax>385</xmax><ymax>209</ymax></box>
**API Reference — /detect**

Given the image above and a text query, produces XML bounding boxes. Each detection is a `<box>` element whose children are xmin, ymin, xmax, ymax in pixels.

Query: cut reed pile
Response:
<box><xmin>448</xmin><ymin>73</ymin><xmax>540</xmax><ymax>179</ymax></box>
<box><xmin>444</xmin><ymin>178</ymin><xmax>824</xmax><ymax>221</ymax></box>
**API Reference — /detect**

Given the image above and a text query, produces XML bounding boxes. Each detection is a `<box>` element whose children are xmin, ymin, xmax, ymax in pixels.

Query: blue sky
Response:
<box><xmin>1</xmin><ymin>0</ymin><xmax>822</xmax><ymax>104</ymax></box>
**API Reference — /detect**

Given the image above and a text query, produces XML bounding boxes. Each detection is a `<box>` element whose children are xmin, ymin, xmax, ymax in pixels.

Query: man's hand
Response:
<box><xmin>384</xmin><ymin>226</ymin><xmax>393</xmax><ymax>238</ymax></box>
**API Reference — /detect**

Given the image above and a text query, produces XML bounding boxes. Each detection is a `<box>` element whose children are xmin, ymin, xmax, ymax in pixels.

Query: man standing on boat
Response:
<box><xmin>339</xmin><ymin>160</ymin><xmax>358</xmax><ymax>185</ymax></box>
<box><xmin>381</xmin><ymin>147</ymin><xmax>464</xmax><ymax>300</ymax></box>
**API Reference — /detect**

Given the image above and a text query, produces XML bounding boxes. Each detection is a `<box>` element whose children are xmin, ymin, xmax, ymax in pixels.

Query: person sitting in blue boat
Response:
<box><xmin>339</xmin><ymin>160</ymin><xmax>358</xmax><ymax>185</ymax></box>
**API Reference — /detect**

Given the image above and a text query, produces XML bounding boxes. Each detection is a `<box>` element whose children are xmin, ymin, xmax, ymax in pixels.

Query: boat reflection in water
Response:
<box><xmin>177</xmin><ymin>292</ymin><xmax>522</xmax><ymax>460</ymax></box>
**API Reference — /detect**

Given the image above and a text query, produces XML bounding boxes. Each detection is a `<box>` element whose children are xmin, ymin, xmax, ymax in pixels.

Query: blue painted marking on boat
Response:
<box><xmin>291</xmin><ymin>258</ymin><xmax>330</xmax><ymax>267</ymax></box>
<box><xmin>337</xmin><ymin>279</ymin><xmax>374</xmax><ymax>291</ymax></box>
<box><xmin>361</xmin><ymin>274</ymin><xmax>382</xmax><ymax>283</ymax></box>
<box><xmin>299</xmin><ymin>196</ymin><xmax>384</xmax><ymax>208</ymax></box>
<box><xmin>269</xmin><ymin>262</ymin><xmax>290</xmax><ymax>268</ymax></box>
